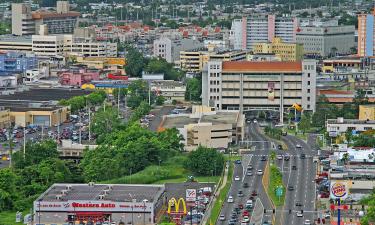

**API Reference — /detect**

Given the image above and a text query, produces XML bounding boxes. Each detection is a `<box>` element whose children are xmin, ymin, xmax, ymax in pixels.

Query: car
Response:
<box><xmin>253</xmin><ymin>119</ymin><xmax>258</xmax><ymax>123</ymax></box>
<box><xmin>296</xmin><ymin>144</ymin><xmax>302</xmax><ymax>148</ymax></box>
<box><xmin>323</xmin><ymin>213</ymin><xmax>331</xmax><ymax>219</ymax></box>
<box><xmin>300</xmin><ymin>154</ymin><xmax>306</xmax><ymax>159</ymax></box>
<box><xmin>234</xmin><ymin>176</ymin><xmax>240</xmax><ymax>181</ymax></box>
<box><xmin>251</xmin><ymin>190</ymin><xmax>257</xmax><ymax>196</ymax></box>
<box><xmin>277</xmin><ymin>145</ymin><xmax>283</xmax><ymax>150</ymax></box>
<box><xmin>295</xmin><ymin>201</ymin><xmax>303</xmax><ymax>207</ymax></box>
<box><xmin>229</xmin><ymin>218</ymin><xmax>237</xmax><ymax>223</ymax></box>
<box><xmin>246</xmin><ymin>200</ymin><xmax>253</xmax><ymax>208</ymax></box>
<box><xmin>284</xmin><ymin>155</ymin><xmax>290</xmax><ymax>161</ymax></box>
<box><xmin>261</xmin><ymin>156</ymin><xmax>267</xmax><ymax>161</ymax></box>
<box><xmin>304</xmin><ymin>220</ymin><xmax>311</xmax><ymax>225</ymax></box>
<box><xmin>238</xmin><ymin>190</ymin><xmax>244</xmax><ymax>197</ymax></box>
<box><xmin>227</xmin><ymin>196</ymin><xmax>234</xmax><ymax>203</ymax></box>
<box><xmin>246</xmin><ymin>171</ymin><xmax>253</xmax><ymax>176</ymax></box>
<box><xmin>277</xmin><ymin>155</ymin><xmax>283</xmax><ymax>160</ymax></box>
<box><xmin>241</xmin><ymin>222</ymin><xmax>248</xmax><ymax>225</ymax></box>
<box><xmin>238</xmin><ymin>204</ymin><xmax>244</xmax><ymax>209</ymax></box>
<box><xmin>247</xmin><ymin>165</ymin><xmax>253</xmax><ymax>170</ymax></box>
<box><xmin>242</xmin><ymin>216</ymin><xmax>250</xmax><ymax>222</ymax></box>
<box><xmin>257</xmin><ymin>170</ymin><xmax>263</xmax><ymax>175</ymax></box>
<box><xmin>235</xmin><ymin>160</ymin><xmax>242</xmax><ymax>164</ymax></box>
<box><xmin>243</xmin><ymin>183</ymin><xmax>249</xmax><ymax>188</ymax></box>
<box><xmin>282</xmin><ymin>131</ymin><xmax>287</xmax><ymax>136</ymax></box>
<box><xmin>292</xmin><ymin>165</ymin><xmax>297</xmax><ymax>170</ymax></box>
<box><xmin>243</xmin><ymin>210</ymin><xmax>249</xmax><ymax>217</ymax></box>
<box><xmin>219</xmin><ymin>214</ymin><xmax>226</xmax><ymax>221</ymax></box>
<box><xmin>296</xmin><ymin>211</ymin><xmax>303</xmax><ymax>217</ymax></box>
<box><xmin>287</xmin><ymin>186</ymin><xmax>294</xmax><ymax>191</ymax></box>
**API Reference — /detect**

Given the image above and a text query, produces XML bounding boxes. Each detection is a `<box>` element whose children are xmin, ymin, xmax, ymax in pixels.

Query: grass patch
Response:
<box><xmin>0</xmin><ymin>211</ymin><xmax>29</xmax><ymax>225</ymax></box>
<box><xmin>286</xmin><ymin>128</ymin><xmax>307</xmax><ymax>140</ymax></box>
<box><xmin>104</xmin><ymin>155</ymin><xmax>220</xmax><ymax>184</ymax></box>
<box><xmin>267</xmin><ymin>164</ymin><xmax>285</xmax><ymax>207</ymax></box>
<box><xmin>208</xmin><ymin>162</ymin><xmax>234</xmax><ymax>225</ymax></box>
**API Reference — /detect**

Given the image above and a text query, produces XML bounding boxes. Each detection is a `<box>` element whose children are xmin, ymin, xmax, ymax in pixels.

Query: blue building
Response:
<box><xmin>0</xmin><ymin>52</ymin><xmax>38</xmax><ymax>74</ymax></box>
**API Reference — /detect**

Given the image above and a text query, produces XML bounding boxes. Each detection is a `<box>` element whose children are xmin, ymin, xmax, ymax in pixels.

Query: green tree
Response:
<box><xmin>345</xmin><ymin>129</ymin><xmax>353</xmax><ymax>145</ymax></box>
<box><xmin>185</xmin><ymin>78</ymin><xmax>201</xmax><ymax>101</ymax></box>
<box><xmin>155</xmin><ymin>96</ymin><xmax>165</xmax><ymax>105</ymax></box>
<box><xmin>127</xmin><ymin>80</ymin><xmax>150</xmax><ymax>109</ymax></box>
<box><xmin>184</xmin><ymin>146</ymin><xmax>224</xmax><ymax>176</ymax></box>
<box><xmin>298</xmin><ymin>114</ymin><xmax>311</xmax><ymax>134</ymax></box>
<box><xmin>312</xmin><ymin>95</ymin><xmax>339</xmax><ymax>128</ymax></box>
<box><xmin>91</xmin><ymin>106</ymin><xmax>123</xmax><ymax>144</ymax></box>
<box><xmin>360</xmin><ymin>189</ymin><xmax>375</xmax><ymax>224</ymax></box>
<box><xmin>270</xmin><ymin>151</ymin><xmax>276</xmax><ymax>164</ymax></box>
<box><xmin>145</xmin><ymin>58</ymin><xmax>183</xmax><ymax>81</ymax></box>
<box><xmin>125</xmin><ymin>45</ymin><xmax>146</xmax><ymax>77</ymax></box>
<box><xmin>342</xmin><ymin>153</ymin><xmax>350</xmax><ymax>165</ymax></box>
<box><xmin>0</xmin><ymin>168</ymin><xmax>18</xmax><ymax>210</ymax></box>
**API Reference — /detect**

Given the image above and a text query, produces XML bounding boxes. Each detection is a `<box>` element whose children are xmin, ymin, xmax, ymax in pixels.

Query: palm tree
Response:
<box><xmin>270</xmin><ymin>151</ymin><xmax>276</xmax><ymax>164</ymax></box>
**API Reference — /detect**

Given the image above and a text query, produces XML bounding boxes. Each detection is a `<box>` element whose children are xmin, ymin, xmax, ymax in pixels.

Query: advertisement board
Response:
<box><xmin>330</xmin><ymin>181</ymin><xmax>349</xmax><ymax>200</ymax></box>
<box><xmin>185</xmin><ymin>189</ymin><xmax>197</xmax><ymax>202</ymax></box>
<box><xmin>34</xmin><ymin>200</ymin><xmax>152</xmax><ymax>212</ymax></box>
<box><xmin>268</xmin><ymin>82</ymin><xmax>275</xmax><ymax>101</ymax></box>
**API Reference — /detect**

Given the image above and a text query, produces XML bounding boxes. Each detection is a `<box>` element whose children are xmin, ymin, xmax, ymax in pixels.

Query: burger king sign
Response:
<box><xmin>330</xmin><ymin>181</ymin><xmax>349</xmax><ymax>199</ymax></box>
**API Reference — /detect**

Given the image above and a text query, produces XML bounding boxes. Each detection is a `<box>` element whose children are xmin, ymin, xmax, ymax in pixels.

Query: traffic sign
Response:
<box><xmin>276</xmin><ymin>187</ymin><xmax>283</xmax><ymax>197</ymax></box>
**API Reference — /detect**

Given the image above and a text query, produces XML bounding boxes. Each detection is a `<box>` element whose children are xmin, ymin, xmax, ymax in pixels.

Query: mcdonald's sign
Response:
<box><xmin>167</xmin><ymin>198</ymin><xmax>187</xmax><ymax>215</ymax></box>
<box><xmin>291</xmin><ymin>103</ymin><xmax>303</xmax><ymax>112</ymax></box>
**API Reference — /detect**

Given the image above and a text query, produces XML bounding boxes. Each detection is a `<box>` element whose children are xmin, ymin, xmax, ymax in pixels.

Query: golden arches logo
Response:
<box><xmin>292</xmin><ymin>103</ymin><xmax>303</xmax><ymax>112</ymax></box>
<box><xmin>167</xmin><ymin>197</ymin><xmax>187</xmax><ymax>214</ymax></box>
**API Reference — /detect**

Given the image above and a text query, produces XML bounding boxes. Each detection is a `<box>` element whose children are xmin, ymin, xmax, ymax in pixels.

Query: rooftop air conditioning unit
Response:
<box><xmin>56</xmin><ymin>194</ymin><xmax>63</xmax><ymax>200</ymax></box>
<box><xmin>98</xmin><ymin>194</ymin><xmax>105</xmax><ymax>200</ymax></box>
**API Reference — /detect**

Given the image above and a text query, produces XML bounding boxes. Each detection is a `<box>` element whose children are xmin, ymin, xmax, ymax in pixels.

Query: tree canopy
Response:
<box><xmin>184</xmin><ymin>146</ymin><xmax>224</xmax><ymax>176</ymax></box>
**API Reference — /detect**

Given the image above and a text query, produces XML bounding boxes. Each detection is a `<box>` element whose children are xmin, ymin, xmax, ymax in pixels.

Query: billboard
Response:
<box><xmin>330</xmin><ymin>181</ymin><xmax>349</xmax><ymax>199</ymax></box>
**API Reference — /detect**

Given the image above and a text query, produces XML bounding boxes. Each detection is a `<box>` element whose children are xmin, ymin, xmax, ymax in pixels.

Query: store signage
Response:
<box><xmin>185</xmin><ymin>189</ymin><xmax>196</xmax><ymax>202</ymax></box>
<box><xmin>330</xmin><ymin>182</ymin><xmax>348</xmax><ymax>199</ymax></box>
<box><xmin>35</xmin><ymin>200</ymin><xmax>152</xmax><ymax>212</ymax></box>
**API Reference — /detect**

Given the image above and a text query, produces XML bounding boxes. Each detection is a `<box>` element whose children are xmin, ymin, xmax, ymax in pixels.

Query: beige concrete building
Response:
<box><xmin>202</xmin><ymin>60</ymin><xmax>317</xmax><ymax>123</ymax></box>
<box><xmin>0</xmin><ymin>36</ymin><xmax>32</xmax><ymax>52</ymax></box>
<box><xmin>253</xmin><ymin>38</ymin><xmax>304</xmax><ymax>61</ymax></box>
<box><xmin>359</xmin><ymin>105</ymin><xmax>375</xmax><ymax>121</ymax></box>
<box><xmin>150</xmin><ymin>80</ymin><xmax>186</xmax><ymax>102</ymax></box>
<box><xmin>9</xmin><ymin>105</ymin><xmax>70</xmax><ymax>127</ymax></box>
<box><xmin>0</xmin><ymin>108</ymin><xmax>11</xmax><ymax>129</ymax></box>
<box><xmin>179</xmin><ymin>49</ymin><xmax>248</xmax><ymax>73</ymax></box>
<box><xmin>159</xmin><ymin>106</ymin><xmax>244</xmax><ymax>151</ymax></box>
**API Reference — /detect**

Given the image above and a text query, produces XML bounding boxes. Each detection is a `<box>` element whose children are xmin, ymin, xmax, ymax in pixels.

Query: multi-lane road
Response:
<box><xmin>217</xmin><ymin>121</ymin><xmax>319</xmax><ymax>225</ymax></box>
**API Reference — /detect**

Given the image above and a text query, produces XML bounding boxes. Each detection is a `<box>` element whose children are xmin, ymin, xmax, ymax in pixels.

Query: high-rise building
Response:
<box><xmin>12</xmin><ymin>3</ymin><xmax>35</xmax><ymax>36</ymax></box>
<box><xmin>202</xmin><ymin>60</ymin><xmax>317</xmax><ymax>123</ymax></box>
<box><xmin>358</xmin><ymin>11</ymin><xmax>375</xmax><ymax>57</ymax></box>
<box><xmin>230</xmin><ymin>15</ymin><xmax>299</xmax><ymax>50</ymax></box>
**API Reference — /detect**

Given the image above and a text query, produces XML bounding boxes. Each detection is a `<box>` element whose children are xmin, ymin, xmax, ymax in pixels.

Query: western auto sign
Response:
<box><xmin>34</xmin><ymin>200</ymin><xmax>152</xmax><ymax>212</ymax></box>
<box><xmin>330</xmin><ymin>182</ymin><xmax>349</xmax><ymax>199</ymax></box>
<box><xmin>185</xmin><ymin>189</ymin><xmax>197</xmax><ymax>202</ymax></box>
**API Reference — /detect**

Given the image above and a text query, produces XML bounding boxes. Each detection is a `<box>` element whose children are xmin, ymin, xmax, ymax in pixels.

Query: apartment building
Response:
<box><xmin>202</xmin><ymin>60</ymin><xmax>317</xmax><ymax>123</ymax></box>
<box><xmin>12</xmin><ymin>1</ymin><xmax>80</xmax><ymax>36</ymax></box>
<box><xmin>358</xmin><ymin>12</ymin><xmax>375</xmax><ymax>57</ymax></box>
<box><xmin>296</xmin><ymin>25</ymin><xmax>355</xmax><ymax>57</ymax></box>
<box><xmin>231</xmin><ymin>15</ymin><xmax>299</xmax><ymax>50</ymax></box>
<box><xmin>180</xmin><ymin>49</ymin><xmax>248</xmax><ymax>73</ymax></box>
<box><xmin>0</xmin><ymin>52</ymin><xmax>38</xmax><ymax>73</ymax></box>
<box><xmin>253</xmin><ymin>37</ymin><xmax>303</xmax><ymax>61</ymax></box>
<box><xmin>153</xmin><ymin>37</ymin><xmax>203</xmax><ymax>63</ymax></box>
<box><xmin>32</xmin><ymin>34</ymin><xmax>117</xmax><ymax>57</ymax></box>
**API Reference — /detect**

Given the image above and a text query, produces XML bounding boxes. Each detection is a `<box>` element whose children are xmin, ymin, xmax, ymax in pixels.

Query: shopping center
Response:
<box><xmin>33</xmin><ymin>183</ymin><xmax>165</xmax><ymax>225</ymax></box>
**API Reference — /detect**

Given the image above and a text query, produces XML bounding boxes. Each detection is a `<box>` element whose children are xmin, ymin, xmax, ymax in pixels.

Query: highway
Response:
<box><xmin>281</xmin><ymin>134</ymin><xmax>317</xmax><ymax>225</ymax></box>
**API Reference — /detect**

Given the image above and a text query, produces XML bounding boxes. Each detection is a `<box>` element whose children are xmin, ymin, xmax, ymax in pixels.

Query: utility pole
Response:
<box><xmin>23</xmin><ymin>127</ymin><xmax>26</xmax><ymax>159</ymax></box>
<box><xmin>88</xmin><ymin>104</ymin><xmax>91</xmax><ymax>141</ymax></box>
<box><xmin>79</xmin><ymin>114</ymin><xmax>82</xmax><ymax>144</ymax></box>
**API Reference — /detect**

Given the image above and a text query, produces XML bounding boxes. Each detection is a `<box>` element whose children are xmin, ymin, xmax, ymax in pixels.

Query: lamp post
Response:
<box><xmin>143</xmin><ymin>200</ymin><xmax>146</xmax><ymax>225</ymax></box>
<box><xmin>131</xmin><ymin>206</ymin><xmax>134</xmax><ymax>225</ymax></box>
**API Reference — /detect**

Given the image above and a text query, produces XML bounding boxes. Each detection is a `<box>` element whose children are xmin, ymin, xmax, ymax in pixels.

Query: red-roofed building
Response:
<box><xmin>202</xmin><ymin>60</ymin><xmax>317</xmax><ymax>122</ymax></box>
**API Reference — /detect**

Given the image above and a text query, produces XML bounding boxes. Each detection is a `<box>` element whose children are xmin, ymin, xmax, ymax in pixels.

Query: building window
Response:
<box><xmin>307</xmin><ymin>89</ymin><xmax>310</xmax><ymax>93</ymax></box>
<box><xmin>307</xmin><ymin>81</ymin><xmax>310</xmax><ymax>85</ymax></box>
<box><xmin>307</xmin><ymin>104</ymin><xmax>310</xmax><ymax>109</ymax></box>
<box><xmin>307</xmin><ymin>97</ymin><xmax>310</xmax><ymax>101</ymax></box>
<box><xmin>307</xmin><ymin>73</ymin><xmax>310</xmax><ymax>78</ymax></box>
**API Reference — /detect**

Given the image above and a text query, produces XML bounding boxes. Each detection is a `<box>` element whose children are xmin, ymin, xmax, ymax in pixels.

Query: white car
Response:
<box><xmin>296</xmin><ymin>211</ymin><xmax>303</xmax><ymax>217</ymax></box>
<box><xmin>234</xmin><ymin>176</ymin><xmax>240</xmax><ymax>181</ymax></box>
<box><xmin>219</xmin><ymin>214</ymin><xmax>225</xmax><ymax>221</ymax></box>
<box><xmin>296</xmin><ymin>144</ymin><xmax>302</xmax><ymax>148</ymax></box>
<box><xmin>304</xmin><ymin>219</ymin><xmax>311</xmax><ymax>225</ymax></box>
<box><xmin>242</xmin><ymin>216</ymin><xmax>250</xmax><ymax>222</ymax></box>
<box><xmin>253</xmin><ymin>119</ymin><xmax>258</xmax><ymax>123</ymax></box>
<box><xmin>227</xmin><ymin>196</ymin><xmax>234</xmax><ymax>203</ymax></box>
<box><xmin>257</xmin><ymin>170</ymin><xmax>263</xmax><ymax>175</ymax></box>
<box><xmin>277</xmin><ymin>155</ymin><xmax>283</xmax><ymax>160</ymax></box>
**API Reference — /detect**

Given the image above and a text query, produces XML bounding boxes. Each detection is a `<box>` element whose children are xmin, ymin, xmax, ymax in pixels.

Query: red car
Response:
<box><xmin>243</xmin><ymin>211</ymin><xmax>249</xmax><ymax>217</ymax></box>
<box><xmin>238</xmin><ymin>204</ymin><xmax>244</xmax><ymax>209</ymax></box>
<box><xmin>251</xmin><ymin>190</ymin><xmax>257</xmax><ymax>196</ymax></box>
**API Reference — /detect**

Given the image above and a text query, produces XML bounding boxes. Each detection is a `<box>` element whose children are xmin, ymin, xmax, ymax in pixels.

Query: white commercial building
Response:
<box><xmin>326</xmin><ymin>117</ymin><xmax>375</xmax><ymax>136</ymax></box>
<box><xmin>150</xmin><ymin>80</ymin><xmax>186</xmax><ymax>102</ymax></box>
<box><xmin>202</xmin><ymin>60</ymin><xmax>317</xmax><ymax>123</ymax></box>
<box><xmin>153</xmin><ymin>37</ymin><xmax>203</xmax><ymax>63</ymax></box>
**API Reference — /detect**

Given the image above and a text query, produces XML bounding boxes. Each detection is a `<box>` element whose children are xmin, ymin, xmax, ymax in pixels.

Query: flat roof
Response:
<box><xmin>38</xmin><ymin>183</ymin><xmax>164</xmax><ymax>203</ymax></box>
<box><xmin>0</xmin><ymin>88</ymin><xmax>91</xmax><ymax>101</ymax></box>
<box><xmin>200</xmin><ymin>112</ymin><xmax>238</xmax><ymax>125</ymax></box>
<box><xmin>162</xmin><ymin>116</ymin><xmax>199</xmax><ymax>128</ymax></box>
<box><xmin>222</xmin><ymin>61</ymin><xmax>302</xmax><ymax>73</ymax></box>
<box><xmin>0</xmin><ymin>35</ymin><xmax>32</xmax><ymax>43</ymax></box>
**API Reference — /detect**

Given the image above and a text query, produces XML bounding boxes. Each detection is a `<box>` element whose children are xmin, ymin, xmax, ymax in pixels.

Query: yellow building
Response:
<box><xmin>9</xmin><ymin>106</ymin><xmax>70</xmax><ymax>127</ymax></box>
<box><xmin>253</xmin><ymin>38</ymin><xmax>304</xmax><ymax>61</ymax></box>
<box><xmin>180</xmin><ymin>49</ymin><xmax>248</xmax><ymax>73</ymax></box>
<box><xmin>0</xmin><ymin>108</ymin><xmax>11</xmax><ymax>129</ymax></box>
<box><xmin>359</xmin><ymin>105</ymin><xmax>375</xmax><ymax>120</ymax></box>
<box><xmin>75</xmin><ymin>57</ymin><xmax>126</xmax><ymax>75</ymax></box>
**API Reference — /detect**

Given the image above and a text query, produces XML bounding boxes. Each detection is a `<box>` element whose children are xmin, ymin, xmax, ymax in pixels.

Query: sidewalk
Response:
<box><xmin>201</xmin><ymin>161</ymin><xmax>229</xmax><ymax>225</ymax></box>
